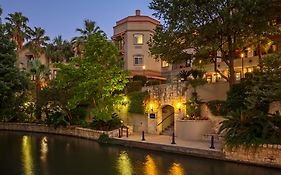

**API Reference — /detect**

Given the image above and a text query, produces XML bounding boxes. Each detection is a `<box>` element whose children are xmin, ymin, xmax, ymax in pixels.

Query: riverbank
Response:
<box><xmin>0</xmin><ymin>122</ymin><xmax>280</xmax><ymax>169</ymax></box>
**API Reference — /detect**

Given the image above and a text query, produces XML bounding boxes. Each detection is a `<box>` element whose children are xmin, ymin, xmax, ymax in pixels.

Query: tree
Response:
<box><xmin>56</xmin><ymin>33</ymin><xmax>128</xmax><ymax>121</ymax></box>
<box><xmin>220</xmin><ymin>52</ymin><xmax>281</xmax><ymax>147</ymax></box>
<box><xmin>149</xmin><ymin>0</ymin><xmax>281</xmax><ymax>86</ymax></box>
<box><xmin>30</xmin><ymin>59</ymin><xmax>49</xmax><ymax>119</ymax></box>
<box><xmin>26</xmin><ymin>27</ymin><xmax>50</xmax><ymax>58</ymax></box>
<box><xmin>0</xmin><ymin>24</ymin><xmax>29</xmax><ymax>121</ymax></box>
<box><xmin>71</xmin><ymin>19</ymin><xmax>106</xmax><ymax>56</ymax></box>
<box><xmin>5</xmin><ymin>12</ymin><xmax>31</xmax><ymax>51</ymax></box>
<box><xmin>0</xmin><ymin>7</ymin><xmax>2</xmax><ymax>23</ymax></box>
<box><xmin>46</xmin><ymin>35</ymin><xmax>74</xmax><ymax>63</ymax></box>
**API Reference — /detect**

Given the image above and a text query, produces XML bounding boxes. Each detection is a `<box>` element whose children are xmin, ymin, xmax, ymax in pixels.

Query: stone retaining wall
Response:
<box><xmin>0</xmin><ymin>122</ymin><xmax>133</xmax><ymax>140</ymax></box>
<box><xmin>224</xmin><ymin>144</ymin><xmax>281</xmax><ymax>168</ymax></box>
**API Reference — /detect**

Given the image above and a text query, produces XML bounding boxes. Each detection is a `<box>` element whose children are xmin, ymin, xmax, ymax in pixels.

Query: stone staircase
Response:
<box><xmin>161</xmin><ymin>123</ymin><xmax>174</xmax><ymax>135</ymax></box>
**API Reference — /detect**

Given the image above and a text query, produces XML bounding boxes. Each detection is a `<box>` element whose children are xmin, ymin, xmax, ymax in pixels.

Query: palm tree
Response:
<box><xmin>46</xmin><ymin>35</ymin><xmax>74</xmax><ymax>63</ymax></box>
<box><xmin>0</xmin><ymin>7</ymin><xmax>2</xmax><ymax>23</ymax></box>
<box><xmin>5</xmin><ymin>12</ymin><xmax>31</xmax><ymax>51</ymax></box>
<box><xmin>26</xmin><ymin>27</ymin><xmax>50</xmax><ymax>58</ymax></box>
<box><xmin>76</xmin><ymin>19</ymin><xmax>105</xmax><ymax>37</ymax></box>
<box><xmin>30</xmin><ymin>59</ymin><xmax>49</xmax><ymax>119</ymax></box>
<box><xmin>71</xmin><ymin>19</ymin><xmax>105</xmax><ymax>56</ymax></box>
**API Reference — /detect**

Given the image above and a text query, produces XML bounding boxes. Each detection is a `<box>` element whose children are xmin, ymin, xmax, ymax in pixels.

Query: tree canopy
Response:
<box><xmin>55</xmin><ymin>34</ymin><xmax>128</xmax><ymax>121</ymax></box>
<box><xmin>149</xmin><ymin>0</ymin><xmax>281</xmax><ymax>85</ymax></box>
<box><xmin>0</xmin><ymin>24</ymin><xmax>29</xmax><ymax>121</ymax></box>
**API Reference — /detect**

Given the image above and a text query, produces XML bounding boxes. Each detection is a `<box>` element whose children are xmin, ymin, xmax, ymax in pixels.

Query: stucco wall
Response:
<box><xmin>196</xmin><ymin>82</ymin><xmax>229</xmax><ymax>102</ymax></box>
<box><xmin>176</xmin><ymin>120</ymin><xmax>213</xmax><ymax>141</ymax></box>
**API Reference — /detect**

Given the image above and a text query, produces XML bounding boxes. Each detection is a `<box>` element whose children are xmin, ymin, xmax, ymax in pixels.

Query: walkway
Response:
<box><xmin>112</xmin><ymin>132</ymin><xmax>224</xmax><ymax>160</ymax></box>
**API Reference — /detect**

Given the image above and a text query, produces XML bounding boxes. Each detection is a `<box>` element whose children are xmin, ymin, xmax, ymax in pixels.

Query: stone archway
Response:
<box><xmin>159</xmin><ymin>105</ymin><xmax>175</xmax><ymax>135</ymax></box>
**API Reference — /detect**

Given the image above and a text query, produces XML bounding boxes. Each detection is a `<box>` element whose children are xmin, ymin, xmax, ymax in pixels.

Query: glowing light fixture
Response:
<box><xmin>177</xmin><ymin>103</ymin><xmax>181</xmax><ymax>111</ymax></box>
<box><xmin>150</xmin><ymin>103</ymin><xmax>153</xmax><ymax>112</ymax></box>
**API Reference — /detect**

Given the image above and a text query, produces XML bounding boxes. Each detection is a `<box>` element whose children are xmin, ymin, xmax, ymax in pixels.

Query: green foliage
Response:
<box><xmin>185</xmin><ymin>95</ymin><xmax>201</xmax><ymax>119</ymax></box>
<box><xmin>219</xmin><ymin>111</ymin><xmax>281</xmax><ymax>148</ymax></box>
<box><xmin>0</xmin><ymin>25</ymin><xmax>29</xmax><ymax>121</ymax></box>
<box><xmin>97</xmin><ymin>133</ymin><xmax>111</xmax><ymax>144</ymax></box>
<box><xmin>128</xmin><ymin>91</ymin><xmax>148</xmax><ymax>114</ymax></box>
<box><xmin>46</xmin><ymin>35</ymin><xmax>74</xmax><ymax>63</ymax></box>
<box><xmin>45</xmin><ymin>110</ymin><xmax>68</xmax><ymax>128</ymax></box>
<box><xmin>221</xmin><ymin>52</ymin><xmax>281</xmax><ymax>147</ymax></box>
<box><xmin>179</xmin><ymin>69</ymin><xmax>207</xmax><ymax>93</ymax></box>
<box><xmin>126</xmin><ymin>81</ymin><xmax>142</xmax><ymax>93</ymax></box>
<box><xmin>132</xmin><ymin>75</ymin><xmax>147</xmax><ymax>86</ymax></box>
<box><xmin>226</xmin><ymin>82</ymin><xmax>248</xmax><ymax>112</ymax></box>
<box><xmin>55</xmin><ymin>33</ymin><xmax>128</xmax><ymax>120</ymax></box>
<box><xmin>90</xmin><ymin>113</ymin><xmax>122</xmax><ymax>131</ymax></box>
<box><xmin>207</xmin><ymin>100</ymin><xmax>227</xmax><ymax>116</ymax></box>
<box><xmin>149</xmin><ymin>0</ymin><xmax>281</xmax><ymax>85</ymax></box>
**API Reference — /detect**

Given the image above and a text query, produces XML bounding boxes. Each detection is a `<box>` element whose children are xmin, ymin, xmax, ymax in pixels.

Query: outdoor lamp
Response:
<box><xmin>177</xmin><ymin>103</ymin><xmax>181</xmax><ymax>111</ymax></box>
<box><xmin>150</xmin><ymin>103</ymin><xmax>153</xmax><ymax>112</ymax></box>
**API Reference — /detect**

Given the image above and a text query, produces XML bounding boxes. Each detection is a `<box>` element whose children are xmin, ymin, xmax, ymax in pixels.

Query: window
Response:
<box><xmin>133</xmin><ymin>34</ymin><xmax>143</xmax><ymax>45</ymax></box>
<box><xmin>161</xmin><ymin>61</ymin><xmax>169</xmax><ymax>67</ymax></box>
<box><xmin>134</xmin><ymin>55</ymin><xmax>143</xmax><ymax>65</ymax></box>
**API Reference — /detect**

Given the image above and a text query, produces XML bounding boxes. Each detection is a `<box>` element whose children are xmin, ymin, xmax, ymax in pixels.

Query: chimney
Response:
<box><xmin>136</xmin><ymin>9</ymin><xmax>141</xmax><ymax>16</ymax></box>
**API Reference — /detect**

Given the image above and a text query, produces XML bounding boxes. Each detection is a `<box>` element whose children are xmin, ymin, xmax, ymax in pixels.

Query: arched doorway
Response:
<box><xmin>159</xmin><ymin>105</ymin><xmax>174</xmax><ymax>135</ymax></box>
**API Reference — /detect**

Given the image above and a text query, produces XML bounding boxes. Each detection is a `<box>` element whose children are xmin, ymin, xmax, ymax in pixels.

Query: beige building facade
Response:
<box><xmin>112</xmin><ymin>10</ymin><xmax>164</xmax><ymax>80</ymax></box>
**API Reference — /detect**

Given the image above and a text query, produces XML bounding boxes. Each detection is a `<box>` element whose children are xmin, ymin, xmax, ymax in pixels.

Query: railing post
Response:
<box><xmin>118</xmin><ymin>128</ymin><xmax>121</xmax><ymax>138</ymax></box>
<box><xmin>210</xmin><ymin>135</ymin><xmax>215</xmax><ymax>149</ymax></box>
<box><xmin>142</xmin><ymin>131</ymin><xmax>145</xmax><ymax>141</ymax></box>
<box><xmin>171</xmin><ymin>132</ymin><xmax>176</xmax><ymax>144</ymax></box>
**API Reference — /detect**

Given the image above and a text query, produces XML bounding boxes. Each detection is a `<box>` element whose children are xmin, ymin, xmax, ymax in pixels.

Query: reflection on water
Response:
<box><xmin>117</xmin><ymin>151</ymin><xmax>133</xmax><ymax>175</ymax></box>
<box><xmin>144</xmin><ymin>155</ymin><xmax>158</xmax><ymax>175</ymax></box>
<box><xmin>22</xmin><ymin>136</ymin><xmax>34</xmax><ymax>175</ymax></box>
<box><xmin>0</xmin><ymin>131</ymin><xmax>279</xmax><ymax>175</ymax></box>
<box><xmin>40</xmin><ymin>136</ymin><xmax>48</xmax><ymax>162</ymax></box>
<box><xmin>168</xmin><ymin>163</ymin><xmax>186</xmax><ymax>175</ymax></box>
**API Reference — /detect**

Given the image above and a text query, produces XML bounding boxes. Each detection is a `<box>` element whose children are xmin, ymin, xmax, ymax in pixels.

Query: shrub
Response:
<box><xmin>45</xmin><ymin>111</ymin><xmax>68</xmax><ymax>128</ymax></box>
<box><xmin>226</xmin><ymin>82</ymin><xmax>248</xmax><ymax>112</ymax></box>
<box><xmin>207</xmin><ymin>100</ymin><xmax>227</xmax><ymax>116</ymax></box>
<box><xmin>98</xmin><ymin>133</ymin><xmax>110</xmax><ymax>144</ymax></box>
<box><xmin>219</xmin><ymin>111</ymin><xmax>281</xmax><ymax>148</ymax></box>
<box><xmin>126</xmin><ymin>81</ymin><xmax>143</xmax><ymax>93</ymax></box>
<box><xmin>132</xmin><ymin>75</ymin><xmax>147</xmax><ymax>86</ymax></box>
<box><xmin>128</xmin><ymin>91</ymin><xmax>148</xmax><ymax>114</ymax></box>
<box><xmin>90</xmin><ymin>113</ymin><xmax>122</xmax><ymax>131</ymax></box>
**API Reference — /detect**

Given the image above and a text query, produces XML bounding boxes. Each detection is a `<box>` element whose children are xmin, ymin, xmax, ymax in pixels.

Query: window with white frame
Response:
<box><xmin>134</xmin><ymin>55</ymin><xmax>143</xmax><ymax>65</ymax></box>
<box><xmin>133</xmin><ymin>34</ymin><xmax>143</xmax><ymax>45</ymax></box>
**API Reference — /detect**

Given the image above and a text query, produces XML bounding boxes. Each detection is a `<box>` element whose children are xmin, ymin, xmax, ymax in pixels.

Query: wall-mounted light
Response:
<box><xmin>177</xmin><ymin>103</ymin><xmax>181</xmax><ymax>111</ymax></box>
<box><xmin>150</xmin><ymin>103</ymin><xmax>153</xmax><ymax>112</ymax></box>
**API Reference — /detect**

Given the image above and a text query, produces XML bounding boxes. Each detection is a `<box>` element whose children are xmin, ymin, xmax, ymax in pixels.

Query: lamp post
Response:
<box><xmin>241</xmin><ymin>53</ymin><xmax>244</xmax><ymax>79</ymax></box>
<box><xmin>142</xmin><ymin>65</ymin><xmax>146</xmax><ymax>76</ymax></box>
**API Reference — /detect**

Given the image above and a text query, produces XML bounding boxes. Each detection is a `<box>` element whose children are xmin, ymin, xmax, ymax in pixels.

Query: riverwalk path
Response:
<box><xmin>112</xmin><ymin>132</ymin><xmax>224</xmax><ymax>160</ymax></box>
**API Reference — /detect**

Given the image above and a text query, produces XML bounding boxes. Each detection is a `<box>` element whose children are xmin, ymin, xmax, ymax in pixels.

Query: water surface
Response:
<box><xmin>0</xmin><ymin>131</ymin><xmax>280</xmax><ymax>175</ymax></box>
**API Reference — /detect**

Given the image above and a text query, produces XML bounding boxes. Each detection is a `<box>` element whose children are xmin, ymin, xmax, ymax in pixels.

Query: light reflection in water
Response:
<box><xmin>144</xmin><ymin>155</ymin><xmax>158</xmax><ymax>175</ymax></box>
<box><xmin>117</xmin><ymin>151</ymin><xmax>133</xmax><ymax>175</ymax></box>
<box><xmin>22</xmin><ymin>136</ymin><xmax>34</xmax><ymax>175</ymax></box>
<box><xmin>168</xmin><ymin>163</ymin><xmax>186</xmax><ymax>175</ymax></box>
<box><xmin>40</xmin><ymin>137</ymin><xmax>48</xmax><ymax>162</ymax></box>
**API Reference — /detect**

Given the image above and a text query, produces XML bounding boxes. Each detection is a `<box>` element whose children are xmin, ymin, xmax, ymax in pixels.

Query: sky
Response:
<box><xmin>1</xmin><ymin>0</ymin><xmax>157</xmax><ymax>41</ymax></box>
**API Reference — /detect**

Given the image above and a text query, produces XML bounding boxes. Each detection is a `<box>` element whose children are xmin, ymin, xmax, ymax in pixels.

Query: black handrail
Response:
<box><xmin>157</xmin><ymin>112</ymin><xmax>174</xmax><ymax>126</ymax></box>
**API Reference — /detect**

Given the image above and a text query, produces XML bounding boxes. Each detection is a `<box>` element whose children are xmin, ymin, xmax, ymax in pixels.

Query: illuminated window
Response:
<box><xmin>161</xmin><ymin>61</ymin><xmax>169</xmax><ymax>67</ymax></box>
<box><xmin>134</xmin><ymin>55</ymin><xmax>143</xmax><ymax>65</ymax></box>
<box><xmin>133</xmin><ymin>34</ymin><xmax>143</xmax><ymax>45</ymax></box>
